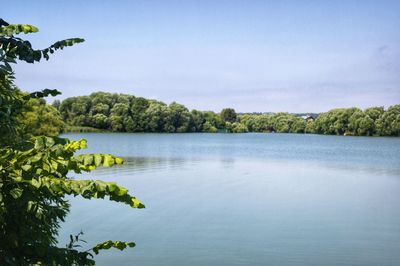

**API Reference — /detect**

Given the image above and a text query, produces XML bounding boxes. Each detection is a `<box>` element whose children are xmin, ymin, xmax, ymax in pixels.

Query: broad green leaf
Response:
<box><xmin>103</xmin><ymin>155</ymin><xmax>114</xmax><ymax>167</ymax></box>
<box><xmin>0</xmin><ymin>24</ymin><xmax>39</xmax><ymax>37</ymax></box>
<box><xmin>92</xmin><ymin>240</ymin><xmax>135</xmax><ymax>255</ymax></box>
<box><xmin>21</xmin><ymin>164</ymin><xmax>32</xmax><ymax>171</ymax></box>
<box><xmin>115</xmin><ymin>157</ymin><xmax>124</xmax><ymax>164</ymax></box>
<box><xmin>30</xmin><ymin>153</ymin><xmax>42</xmax><ymax>162</ymax></box>
<box><xmin>83</xmin><ymin>154</ymin><xmax>94</xmax><ymax>165</ymax></box>
<box><xmin>10</xmin><ymin>188</ymin><xmax>23</xmax><ymax>199</ymax></box>
<box><xmin>94</xmin><ymin>154</ymin><xmax>102</xmax><ymax>166</ymax></box>
<box><xmin>31</xmin><ymin>178</ymin><xmax>41</xmax><ymax>189</ymax></box>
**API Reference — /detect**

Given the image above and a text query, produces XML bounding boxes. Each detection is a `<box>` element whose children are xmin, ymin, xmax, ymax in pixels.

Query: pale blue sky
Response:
<box><xmin>3</xmin><ymin>0</ymin><xmax>400</xmax><ymax>112</ymax></box>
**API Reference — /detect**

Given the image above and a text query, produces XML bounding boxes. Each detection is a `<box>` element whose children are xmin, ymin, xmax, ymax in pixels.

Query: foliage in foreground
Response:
<box><xmin>0</xmin><ymin>18</ymin><xmax>144</xmax><ymax>265</ymax></box>
<box><xmin>1</xmin><ymin>137</ymin><xmax>143</xmax><ymax>265</ymax></box>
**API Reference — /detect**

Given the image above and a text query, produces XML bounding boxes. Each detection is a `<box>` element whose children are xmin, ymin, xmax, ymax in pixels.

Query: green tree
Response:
<box><xmin>109</xmin><ymin>103</ymin><xmax>129</xmax><ymax>132</ymax></box>
<box><xmin>130</xmin><ymin>97</ymin><xmax>149</xmax><ymax>132</ymax></box>
<box><xmin>0</xmin><ymin>19</ymin><xmax>144</xmax><ymax>265</ymax></box>
<box><xmin>305</xmin><ymin>120</ymin><xmax>316</xmax><ymax>134</ymax></box>
<box><xmin>228</xmin><ymin>122</ymin><xmax>248</xmax><ymax>133</ymax></box>
<box><xmin>290</xmin><ymin>117</ymin><xmax>306</xmax><ymax>133</ymax></box>
<box><xmin>376</xmin><ymin>104</ymin><xmax>400</xmax><ymax>136</ymax></box>
<box><xmin>220</xmin><ymin>108</ymin><xmax>237</xmax><ymax>123</ymax></box>
<box><xmin>255</xmin><ymin>115</ymin><xmax>274</xmax><ymax>132</ymax></box>
<box><xmin>312</xmin><ymin>108</ymin><xmax>360</xmax><ymax>135</ymax></box>
<box><xmin>92</xmin><ymin>103</ymin><xmax>110</xmax><ymax>116</ymax></box>
<box><xmin>59</xmin><ymin>96</ymin><xmax>91</xmax><ymax>126</ymax></box>
<box><xmin>238</xmin><ymin>114</ymin><xmax>255</xmax><ymax>131</ymax></box>
<box><xmin>19</xmin><ymin>97</ymin><xmax>64</xmax><ymax>137</ymax></box>
<box><xmin>271</xmin><ymin>113</ymin><xmax>292</xmax><ymax>133</ymax></box>
<box><xmin>204</xmin><ymin>111</ymin><xmax>224</xmax><ymax>129</ymax></box>
<box><xmin>91</xmin><ymin>113</ymin><xmax>109</xmax><ymax>129</ymax></box>
<box><xmin>189</xmin><ymin>110</ymin><xmax>205</xmax><ymax>132</ymax></box>
<box><xmin>165</xmin><ymin>102</ymin><xmax>191</xmax><ymax>133</ymax></box>
<box><xmin>365</xmin><ymin>106</ymin><xmax>384</xmax><ymax>121</ymax></box>
<box><xmin>52</xmin><ymin>99</ymin><xmax>61</xmax><ymax>110</ymax></box>
<box><xmin>202</xmin><ymin>121</ymin><xmax>218</xmax><ymax>133</ymax></box>
<box><xmin>144</xmin><ymin>101</ymin><xmax>168</xmax><ymax>132</ymax></box>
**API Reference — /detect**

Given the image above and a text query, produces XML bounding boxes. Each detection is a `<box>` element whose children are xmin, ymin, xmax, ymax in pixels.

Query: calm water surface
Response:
<box><xmin>59</xmin><ymin>133</ymin><xmax>400</xmax><ymax>266</ymax></box>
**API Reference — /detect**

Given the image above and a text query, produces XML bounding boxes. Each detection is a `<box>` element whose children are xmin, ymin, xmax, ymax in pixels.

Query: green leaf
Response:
<box><xmin>0</xmin><ymin>24</ymin><xmax>39</xmax><ymax>37</ymax></box>
<box><xmin>131</xmin><ymin>198</ymin><xmax>145</xmax><ymax>209</ymax></box>
<box><xmin>103</xmin><ymin>155</ymin><xmax>114</xmax><ymax>167</ymax></box>
<box><xmin>94</xmin><ymin>154</ymin><xmax>102</xmax><ymax>166</ymax></box>
<box><xmin>115</xmin><ymin>187</ymin><xmax>128</xmax><ymax>196</ymax></box>
<box><xmin>115</xmin><ymin>157</ymin><xmax>124</xmax><ymax>165</ymax></box>
<box><xmin>31</xmin><ymin>178</ymin><xmax>41</xmax><ymax>189</ymax></box>
<box><xmin>92</xmin><ymin>240</ymin><xmax>135</xmax><ymax>255</ymax></box>
<box><xmin>21</xmin><ymin>164</ymin><xmax>32</xmax><ymax>171</ymax></box>
<box><xmin>27</xmin><ymin>89</ymin><xmax>61</xmax><ymax>99</ymax></box>
<box><xmin>34</xmin><ymin>137</ymin><xmax>45</xmax><ymax>149</ymax></box>
<box><xmin>83</xmin><ymin>154</ymin><xmax>94</xmax><ymax>165</ymax></box>
<box><xmin>10</xmin><ymin>188</ymin><xmax>23</xmax><ymax>199</ymax></box>
<box><xmin>30</xmin><ymin>153</ymin><xmax>42</xmax><ymax>162</ymax></box>
<box><xmin>79</xmin><ymin>139</ymin><xmax>88</xmax><ymax>149</ymax></box>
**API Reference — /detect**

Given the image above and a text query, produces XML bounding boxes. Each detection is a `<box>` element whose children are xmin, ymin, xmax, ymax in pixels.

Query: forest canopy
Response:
<box><xmin>51</xmin><ymin>92</ymin><xmax>400</xmax><ymax>136</ymax></box>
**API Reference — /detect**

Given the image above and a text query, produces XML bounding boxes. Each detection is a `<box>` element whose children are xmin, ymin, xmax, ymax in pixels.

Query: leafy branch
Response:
<box><xmin>0</xmin><ymin>18</ymin><xmax>144</xmax><ymax>265</ymax></box>
<box><xmin>2</xmin><ymin>137</ymin><xmax>145</xmax><ymax>208</ymax></box>
<box><xmin>0</xmin><ymin>24</ymin><xmax>39</xmax><ymax>37</ymax></box>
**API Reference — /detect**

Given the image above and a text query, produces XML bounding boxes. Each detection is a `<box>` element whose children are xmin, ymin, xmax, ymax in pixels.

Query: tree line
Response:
<box><xmin>47</xmin><ymin>92</ymin><xmax>400</xmax><ymax>136</ymax></box>
<box><xmin>240</xmin><ymin>106</ymin><xmax>400</xmax><ymax>136</ymax></box>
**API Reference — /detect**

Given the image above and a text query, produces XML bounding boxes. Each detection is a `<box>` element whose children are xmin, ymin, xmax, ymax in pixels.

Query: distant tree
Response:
<box><xmin>376</xmin><ymin>104</ymin><xmax>400</xmax><ymax>136</ymax></box>
<box><xmin>189</xmin><ymin>110</ymin><xmax>205</xmax><ymax>132</ymax></box>
<box><xmin>229</xmin><ymin>122</ymin><xmax>248</xmax><ymax>133</ymax></box>
<box><xmin>312</xmin><ymin>108</ymin><xmax>360</xmax><ymax>135</ymax></box>
<box><xmin>166</xmin><ymin>102</ymin><xmax>191</xmax><ymax>133</ymax></box>
<box><xmin>204</xmin><ymin>111</ymin><xmax>224</xmax><ymax>129</ymax></box>
<box><xmin>365</xmin><ymin>107</ymin><xmax>384</xmax><ymax>121</ymax></box>
<box><xmin>123</xmin><ymin>116</ymin><xmax>135</xmax><ymax>132</ymax></box>
<box><xmin>220</xmin><ymin>108</ymin><xmax>237</xmax><ymax>123</ymax></box>
<box><xmin>19</xmin><ymin>98</ymin><xmax>64</xmax><ymax>137</ymax></box>
<box><xmin>256</xmin><ymin>115</ymin><xmax>274</xmax><ymax>132</ymax></box>
<box><xmin>290</xmin><ymin>117</ymin><xmax>306</xmax><ymax>133</ymax></box>
<box><xmin>109</xmin><ymin>103</ymin><xmax>130</xmax><ymax>131</ymax></box>
<box><xmin>305</xmin><ymin>120</ymin><xmax>316</xmax><ymax>134</ymax></box>
<box><xmin>357</xmin><ymin>116</ymin><xmax>375</xmax><ymax>136</ymax></box>
<box><xmin>130</xmin><ymin>97</ymin><xmax>149</xmax><ymax>132</ymax></box>
<box><xmin>52</xmin><ymin>99</ymin><xmax>61</xmax><ymax>110</ymax></box>
<box><xmin>271</xmin><ymin>113</ymin><xmax>293</xmax><ymax>133</ymax></box>
<box><xmin>56</xmin><ymin>90</ymin><xmax>399</xmax><ymax>136</ymax></box>
<box><xmin>144</xmin><ymin>102</ymin><xmax>168</xmax><ymax>132</ymax></box>
<box><xmin>91</xmin><ymin>91</ymin><xmax>113</xmax><ymax>107</ymax></box>
<box><xmin>202</xmin><ymin>121</ymin><xmax>218</xmax><ymax>133</ymax></box>
<box><xmin>91</xmin><ymin>113</ymin><xmax>109</xmax><ymax>129</ymax></box>
<box><xmin>91</xmin><ymin>103</ymin><xmax>110</xmax><ymax>116</ymax></box>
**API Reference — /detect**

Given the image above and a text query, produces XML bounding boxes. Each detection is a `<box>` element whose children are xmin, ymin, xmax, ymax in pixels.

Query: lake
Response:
<box><xmin>58</xmin><ymin>133</ymin><xmax>400</xmax><ymax>266</ymax></box>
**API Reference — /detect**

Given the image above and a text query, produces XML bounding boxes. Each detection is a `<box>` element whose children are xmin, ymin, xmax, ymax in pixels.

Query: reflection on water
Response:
<box><xmin>66</xmin><ymin>133</ymin><xmax>400</xmax><ymax>174</ymax></box>
<box><xmin>92</xmin><ymin>155</ymin><xmax>400</xmax><ymax>179</ymax></box>
<box><xmin>59</xmin><ymin>133</ymin><xmax>400</xmax><ymax>266</ymax></box>
<box><xmin>92</xmin><ymin>157</ymin><xmax>195</xmax><ymax>175</ymax></box>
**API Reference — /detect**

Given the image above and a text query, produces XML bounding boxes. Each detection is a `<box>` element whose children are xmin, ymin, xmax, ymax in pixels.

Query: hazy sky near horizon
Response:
<box><xmin>3</xmin><ymin>0</ymin><xmax>400</xmax><ymax>112</ymax></box>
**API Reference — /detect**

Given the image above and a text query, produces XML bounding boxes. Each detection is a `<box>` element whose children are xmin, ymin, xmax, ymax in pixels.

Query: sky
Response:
<box><xmin>3</xmin><ymin>0</ymin><xmax>400</xmax><ymax>112</ymax></box>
